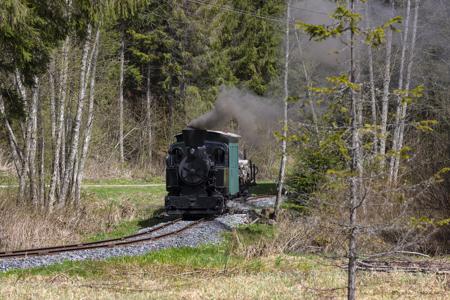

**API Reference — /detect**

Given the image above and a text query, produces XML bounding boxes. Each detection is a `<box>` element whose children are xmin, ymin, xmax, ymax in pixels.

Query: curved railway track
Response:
<box><xmin>0</xmin><ymin>218</ymin><xmax>204</xmax><ymax>260</ymax></box>
<box><xmin>0</xmin><ymin>196</ymin><xmax>273</xmax><ymax>262</ymax></box>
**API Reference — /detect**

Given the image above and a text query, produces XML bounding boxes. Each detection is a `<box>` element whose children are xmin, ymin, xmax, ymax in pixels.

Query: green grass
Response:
<box><xmin>226</xmin><ymin>223</ymin><xmax>275</xmax><ymax>247</ymax></box>
<box><xmin>281</xmin><ymin>201</ymin><xmax>308</xmax><ymax>213</ymax></box>
<box><xmin>0</xmin><ymin>245</ymin><xmax>260</xmax><ymax>279</ymax></box>
<box><xmin>82</xmin><ymin>177</ymin><xmax>164</xmax><ymax>185</ymax></box>
<box><xmin>80</xmin><ymin>185</ymin><xmax>168</xmax><ymax>241</ymax></box>
<box><xmin>86</xmin><ymin>210</ymin><xmax>179</xmax><ymax>242</ymax></box>
<box><xmin>83</xmin><ymin>185</ymin><xmax>165</xmax><ymax>202</ymax></box>
<box><xmin>2</xmin><ymin>222</ymin><xmax>276</xmax><ymax>279</ymax></box>
<box><xmin>250</xmin><ymin>182</ymin><xmax>277</xmax><ymax>196</ymax></box>
<box><xmin>0</xmin><ymin>173</ymin><xmax>17</xmax><ymax>185</ymax></box>
<box><xmin>86</xmin><ymin>219</ymin><xmax>143</xmax><ymax>242</ymax></box>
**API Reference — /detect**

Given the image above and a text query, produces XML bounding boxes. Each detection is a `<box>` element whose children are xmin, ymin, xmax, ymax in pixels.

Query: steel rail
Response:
<box><xmin>0</xmin><ymin>218</ymin><xmax>204</xmax><ymax>259</ymax></box>
<box><xmin>246</xmin><ymin>195</ymin><xmax>275</xmax><ymax>201</ymax></box>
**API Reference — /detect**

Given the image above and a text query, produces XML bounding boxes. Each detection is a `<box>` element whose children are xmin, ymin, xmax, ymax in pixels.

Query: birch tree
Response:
<box><xmin>146</xmin><ymin>63</ymin><xmax>153</xmax><ymax>171</ymax></box>
<box><xmin>60</xmin><ymin>24</ymin><xmax>93</xmax><ymax>205</ymax></box>
<box><xmin>118</xmin><ymin>31</ymin><xmax>125</xmax><ymax>163</ymax></box>
<box><xmin>365</xmin><ymin>1</ymin><xmax>377</xmax><ymax>155</ymax></box>
<box><xmin>75</xmin><ymin>28</ymin><xmax>101</xmax><ymax>205</ymax></box>
<box><xmin>274</xmin><ymin>0</ymin><xmax>291</xmax><ymax>218</ymax></box>
<box><xmin>392</xmin><ymin>0</ymin><xmax>421</xmax><ymax>184</ymax></box>
<box><xmin>379</xmin><ymin>1</ymin><xmax>395</xmax><ymax>168</ymax></box>
<box><xmin>389</xmin><ymin>0</ymin><xmax>411</xmax><ymax>183</ymax></box>
<box><xmin>48</xmin><ymin>36</ymin><xmax>70</xmax><ymax>209</ymax></box>
<box><xmin>28</xmin><ymin>77</ymin><xmax>40</xmax><ymax>205</ymax></box>
<box><xmin>294</xmin><ymin>29</ymin><xmax>319</xmax><ymax>136</ymax></box>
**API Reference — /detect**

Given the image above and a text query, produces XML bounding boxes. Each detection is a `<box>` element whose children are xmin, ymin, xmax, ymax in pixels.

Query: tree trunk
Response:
<box><xmin>75</xmin><ymin>28</ymin><xmax>101</xmax><ymax>205</ymax></box>
<box><xmin>274</xmin><ymin>0</ymin><xmax>290</xmax><ymax>218</ymax></box>
<box><xmin>38</xmin><ymin>92</ymin><xmax>45</xmax><ymax>206</ymax></box>
<box><xmin>389</xmin><ymin>0</ymin><xmax>411</xmax><ymax>183</ymax></box>
<box><xmin>146</xmin><ymin>63</ymin><xmax>153</xmax><ymax>171</ymax></box>
<box><xmin>0</xmin><ymin>95</ymin><xmax>23</xmax><ymax>176</ymax></box>
<box><xmin>60</xmin><ymin>25</ymin><xmax>92</xmax><ymax>205</ymax></box>
<box><xmin>118</xmin><ymin>31</ymin><xmax>125</xmax><ymax>163</ymax></box>
<box><xmin>49</xmin><ymin>57</ymin><xmax>57</xmax><ymax>147</ymax></box>
<box><xmin>15</xmin><ymin>71</ymin><xmax>29</xmax><ymax>202</ymax></box>
<box><xmin>294</xmin><ymin>29</ymin><xmax>319</xmax><ymax>136</ymax></box>
<box><xmin>70</xmin><ymin>28</ymin><xmax>98</xmax><ymax>199</ymax></box>
<box><xmin>48</xmin><ymin>36</ymin><xmax>70</xmax><ymax>210</ymax></box>
<box><xmin>393</xmin><ymin>0</ymin><xmax>420</xmax><ymax>184</ymax></box>
<box><xmin>348</xmin><ymin>1</ymin><xmax>362</xmax><ymax>299</ymax></box>
<box><xmin>365</xmin><ymin>1</ymin><xmax>377</xmax><ymax>156</ymax></box>
<box><xmin>28</xmin><ymin>76</ymin><xmax>40</xmax><ymax>205</ymax></box>
<box><xmin>379</xmin><ymin>1</ymin><xmax>395</xmax><ymax>169</ymax></box>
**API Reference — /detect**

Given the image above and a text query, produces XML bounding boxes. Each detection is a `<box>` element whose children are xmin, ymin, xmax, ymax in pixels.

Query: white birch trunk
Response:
<box><xmin>294</xmin><ymin>29</ymin><xmax>319</xmax><ymax>135</ymax></box>
<box><xmin>60</xmin><ymin>25</ymin><xmax>92</xmax><ymax>205</ymax></box>
<box><xmin>146</xmin><ymin>63</ymin><xmax>153</xmax><ymax>171</ymax></box>
<box><xmin>28</xmin><ymin>76</ymin><xmax>40</xmax><ymax>205</ymax></box>
<box><xmin>348</xmin><ymin>1</ymin><xmax>362</xmax><ymax>298</ymax></box>
<box><xmin>393</xmin><ymin>0</ymin><xmax>420</xmax><ymax>183</ymax></box>
<box><xmin>38</xmin><ymin>94</ymin><xmax>45</xmax><ymax>205</ymax></box>
<box><xmin>365</xmin><ymin>1</ymin><xmax>377</xmax><ymax>155</ymax></box>
<box><xmin>118</xmin><ymin>32</ymin><xmax>125</xmax><ymax>163</ymax></box>
<box><xmin>0</xmin><ymin>95</ymin><xmax>23</xmax><ymax>176</ymax></box>
<box><xmin>49</xmin><ymin>57</ymin><xmax>57</xmax><ymax>146</ymax></box>
<box><xmin>15</xmin><ymin>71</ymin><xmax>29</xmax><ymax>201</ymax></box>
<box><xmin>379</xmin><ymin>1</ymin><xmax>395</xmax><ymax>169</ymax></box>
<box><xmin>48</xmin><ymin>36</ymin><xmax>70</xmax><ymax>210</ymax></box>
<box><xmin>70</xmin><ymin>30</ymin><xmax>98</xmax><ymax>199</ymax></box>
<box><xmin>389</xmin><ymin>0</ymin><xmax>411</xmax><ymax>183</ymax></box>
<box><xmin>75</xmin><ymin>29</ymin><xmax>100</xmax><ymax>205</ymax></box>
<box><xmin>274</xmin><ymin>0</ymin><xmax>290</xmax><ymax>217</ymax></box>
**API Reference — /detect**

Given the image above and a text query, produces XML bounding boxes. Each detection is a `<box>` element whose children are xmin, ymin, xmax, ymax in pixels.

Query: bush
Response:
<box><xmin>287</xmin><ymin>139</ymin><xmax>345</xmax><ymax>202</ymax></box>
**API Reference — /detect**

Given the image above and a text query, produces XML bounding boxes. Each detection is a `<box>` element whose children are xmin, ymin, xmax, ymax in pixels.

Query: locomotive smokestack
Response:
<box><xmin>182</xmin><ymin>127</ymin><xmax>207</xmax><ymax>148</ymax></box>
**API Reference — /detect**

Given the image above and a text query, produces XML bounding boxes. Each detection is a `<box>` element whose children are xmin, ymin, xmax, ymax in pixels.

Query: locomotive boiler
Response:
<box><xmin>165</xmin><ymin>127</ymin><xmax>257</xmax><ymax>216</ymax></box>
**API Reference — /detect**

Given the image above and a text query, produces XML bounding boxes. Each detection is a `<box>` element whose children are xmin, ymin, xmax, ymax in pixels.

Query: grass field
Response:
<box><xmin>1</xmin><ymin>244</ymin><xmax>448</xmax><ymax>299</ymax></box>
<box><xmin>1</xmin><ymin>180</ymin><xmax>448</xmax><ymax>299</ymax></box>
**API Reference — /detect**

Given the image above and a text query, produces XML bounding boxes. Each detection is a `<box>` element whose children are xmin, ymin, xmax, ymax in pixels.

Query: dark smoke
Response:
<box><xmin>188</xmin><ymin>86</ymin><xmax>281</xmax><ymax>147</ymax></box>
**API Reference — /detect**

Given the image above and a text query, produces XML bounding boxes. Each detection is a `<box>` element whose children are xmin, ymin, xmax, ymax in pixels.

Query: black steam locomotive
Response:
<box><xmin>165</xmin><ymin>128</ymin><xmax>257</xmax><ymax>216</ymax></box>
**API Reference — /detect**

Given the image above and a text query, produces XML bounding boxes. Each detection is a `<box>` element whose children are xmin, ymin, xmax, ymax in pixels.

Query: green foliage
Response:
<box><xmin>212</xmin><ymin>0</ymin><xmax>285</xmax><ymax>95</ymax></box>
<box><xmin>297</xmin><ymin>5</ymin><xmax>361</xmax><ymax>42</ymax></box>
<box><xmin>413</xmin><ymin>120</ymin><xmax>438</xmax><ymax>133</ymax></box>
<box><xmin>298</xmin><ymin>2</ymin><xmax>401</xmax><ymax>51</ymax></box>
<box><xmin>287</xmin><ymin>133</ymin><xmax>346</xmax><ymax>199</ymax></box>
<box><xmin>410</xmin><ymin>216</ymin><xmax>450</xmax><ymax>229</ymax></box>
<box><xmin>327</xmin><ymin>75</ymin><xmax>361</xmax><ymax>91</ymax></box>
<box><xmin>394</xmin><ymin>85</ymin><xmax>424</xmax><ymax>105</ymax></box>
<box><xmin>0</xmin><ymin>0</ymin><xmax>66</xmax><ymax>84</ymax></box>
<box><xmin>433</xmin><ymin>167</ymin><xmax>450</xmax><ymax>182</ymax></box>
<box><xmin>366</xmin><ymin>16</ymin><xmax>402</xmax><ymax>47</ymax></box>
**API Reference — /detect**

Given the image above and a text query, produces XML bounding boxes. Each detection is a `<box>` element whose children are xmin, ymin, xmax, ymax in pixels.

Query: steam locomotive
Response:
<box><xmin>165</xmin><ymin>127</ymin><xmax>258</xmax><ymax>216</ymax></box>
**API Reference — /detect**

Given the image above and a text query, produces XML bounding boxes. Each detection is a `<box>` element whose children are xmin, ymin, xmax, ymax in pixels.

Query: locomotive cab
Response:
<box><xmin>165</xmin><ymin>128</ymin><xmax>257</xmax><ymax>216</ymax></box>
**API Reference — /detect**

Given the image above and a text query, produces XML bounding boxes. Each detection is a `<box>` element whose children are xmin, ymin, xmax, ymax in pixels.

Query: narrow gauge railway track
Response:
<box><xmin>0</xmin><ymin>218</ymin><xmax>204</xmax><ymax>260</ymax></box>
<box><xmin>246</xmin><ymin>195</ymin><xmax>275</xmax><ymax>201</ymax></box>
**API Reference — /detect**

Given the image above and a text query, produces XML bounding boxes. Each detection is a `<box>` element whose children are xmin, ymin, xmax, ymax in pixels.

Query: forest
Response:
<box><xmin>0</xmin><ymin>0</ymin><xmax>449</xmax><ymax>299</ymax></box>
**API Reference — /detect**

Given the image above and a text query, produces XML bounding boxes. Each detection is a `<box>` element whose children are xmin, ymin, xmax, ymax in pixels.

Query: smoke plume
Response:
<box><xmin>188</xmin><ymin>86</ymin><xmax>281</xmax><ymax>147</ymax></box>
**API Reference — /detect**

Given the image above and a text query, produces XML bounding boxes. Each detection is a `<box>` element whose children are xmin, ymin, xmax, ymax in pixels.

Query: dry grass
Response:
<box><xmin>228</xmin><ymin>214</ymin><xmax>349</xmax><ymax>260</ymax></box>
<box><xmin>0</xmin><ymin>255</ymin><xmax>448</xmax><ymax>299</ymax></box>
<box><xmin>0</xmin><ymin>190</ymin><xmax>138</xmax><ymax>251</ymax></box>
<box><xmin>0</xmin><ymin>149</ymin><xmax>14</xmax><ymax>178</ymax></box>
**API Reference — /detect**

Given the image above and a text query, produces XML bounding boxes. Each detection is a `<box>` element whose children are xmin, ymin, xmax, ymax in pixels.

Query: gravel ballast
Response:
<box><xmin>0</xmin><ymin>214</ymin><xmax>249</xmax><ymax>272</ymax></box>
